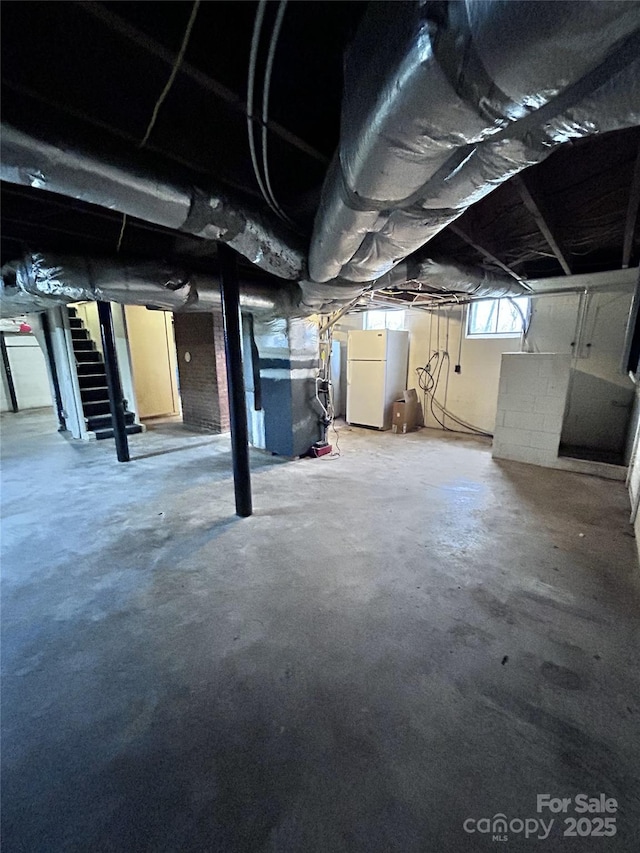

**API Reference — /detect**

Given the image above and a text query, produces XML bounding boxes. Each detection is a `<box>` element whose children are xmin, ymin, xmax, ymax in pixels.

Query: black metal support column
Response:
<box><xmin>0</xmin><ymin>332</ymin><xmax>19</xmax><ymax>413</ymax></box>
<box><xmin>97</xmin><ymin>301</ymin><xmax>130</xmax><ymax>463</ymax></box>
<box><xmin>41</xmin><ymin>313</ymin><xmax>66</xmax><ymax>430</ymax></box>
<box><xmin>218</xmin><ymin>244</ymin><xmax>252</xmax><ymax>517</ymax></box>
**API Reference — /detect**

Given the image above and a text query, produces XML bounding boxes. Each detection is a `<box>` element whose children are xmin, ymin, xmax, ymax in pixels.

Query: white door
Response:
<box><xmin>347</xmin><ymin>360</ymin><xmax>386</xmax><ymax>427</ymax></box>
<box><xmin>348</xmin><ymin>329</ymin><xmax>387</xmax><ymax>361</ymax></box>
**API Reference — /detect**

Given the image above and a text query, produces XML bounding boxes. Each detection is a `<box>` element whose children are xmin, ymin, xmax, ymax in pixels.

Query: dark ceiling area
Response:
<box><xmin>425</xmin><ymin>126</ymin><xmax>640</xmax><ymax>280</ymax></box>
<box><xmin>1</xmin><ymin>0</ymin><xmax>363</xmax><ymax>271</ymax></box>
<box><xmin>1</xmin><ymin>1</ymin><xmax>639</xmax><ymax>284</ymax></box>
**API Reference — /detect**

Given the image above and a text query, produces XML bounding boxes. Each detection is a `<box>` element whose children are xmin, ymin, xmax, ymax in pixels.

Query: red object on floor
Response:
<box><xmin>310</xmin><ymin>443</ymin><xmax>332</xmax><ymax>458</ymax></box>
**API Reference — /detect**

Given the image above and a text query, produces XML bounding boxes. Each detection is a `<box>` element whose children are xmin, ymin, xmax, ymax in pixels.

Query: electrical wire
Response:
<box><xmin>261</xmin><ymin>1</ymin><xmax>297</xmax><ymax>229</ymax></box>
<box><xmin>416</xmin><ymin>352</ymin><xmax>446</xmax><ymax>429</ymax></box>
<box><xmin>331</xmin><ymin>418</ymin><xmax>341</xmax><ymax>457</ymax></box>
<box><xmin>430</xmin><ymin>352</ymin><xmax>448</xmax><ymax>430</ymax></box>
<box><xmin>139</xmin><ymin>0</ymin><xmax>201</xmax><ymax>148</ymax></box>
<box><xmin>115</xmin><ymin>213</ymin><xmax>127</xmax><ymax>253</ymax></box>
<box><xmin>416</xmin><ymin>350</ymin><xmax>493</xmax><ymax>437</ymax></box>
<box><xmin>247</xmin><ymin>2</ymin><xmax>269</xmax><ymax>199</ymax></box>
<box><xmin>248</xmin><ymin>0</ymin><xmax>298</xmax><ymax>229</ymax></box>
<box><xmin>115</xmin><ymin>0</ymin><xmax>200</xmax><ymax>252</ymax></box>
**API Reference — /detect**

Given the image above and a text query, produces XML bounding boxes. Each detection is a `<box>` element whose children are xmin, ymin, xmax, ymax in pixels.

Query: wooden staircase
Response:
<box><xmin>68</xmin><ymin>307</ymin><xmax>142</xmax><ymax>440</ymax></box>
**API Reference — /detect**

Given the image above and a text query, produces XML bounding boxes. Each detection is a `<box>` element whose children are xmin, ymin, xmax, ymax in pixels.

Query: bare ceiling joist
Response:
<box><xmin>622</xmin><ymin>144</ymin><xmax>640</xmax><ymax>269</ymax></box>
<box><xmin>79</xmin><ymin>0</ymin><xmax>329</xmax><ymax>167</ymax></box>
<box><xmin>513</xmin><ymin>174</ymin><xmax>572</xmax><ymax>276</ymax></box>
<box><xmin>1</xmin><ymin>77</ymin><xmax>265</xmax><ymax>203</ymax></box>
<box><xmin>448</xmin><ymin>223</ymin><xmax>529</xmax><ymax>286</ymax></box>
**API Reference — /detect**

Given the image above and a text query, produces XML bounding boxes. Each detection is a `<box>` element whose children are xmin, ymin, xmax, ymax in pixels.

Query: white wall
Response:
<box><xmin>397</xmin><ymin>269</ymin><xmax>636</xmax><ymax>441</ymax></box>
<box><xmin>527</xmin><ymin>287</ymin><xmax>634</xmax><ymax>452</ymax></box>
<box><xmin>405</xmin><ymin>306</ymin><xmax>520</xmax><ymax>433</ymax></box>
<box><xmin>333</xmin><ymin>312</ymin><xmax>363</xmax><ymax>343</ymax></box>
<box><xmin>0</xmin><ymin>334</ymin><xmax>52</xmax><ymax>411</ymax></box>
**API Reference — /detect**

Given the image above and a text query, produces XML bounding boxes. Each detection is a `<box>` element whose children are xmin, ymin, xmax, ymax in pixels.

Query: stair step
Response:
<box><xmin>81</xmin><ymin>386</ymin><xmax>109</xmax><ymax>402</ymax></box>
<box><xmin>88</xmin><ymin>411</ymin><xmax>136</xmax><ymax>431</ymax></box>
<box><xmin>71</xmin><ymin>328</ymin><xmax>90</xmax><ymax>341</ymax></box>
<box><xmin>69</xmin><ymin>317</ymin><xmax>84</xmax><ymax>329</ymax></box>
<box><xmin>94</xmin><ymin>424</ymin><xmax>143</xmax><ymax>441</ymax></box>
<box><xmin>75</xmin><ymin>350</ymin><xmax>102</xmax><ymax>364</ymax></box>
<box><xmin>72</xmin><ymin>339</ymin><xmax>96</xmax><ymax>352</ymax></box>
<box><xmin>83</xmin><ymin>400</ymin><xmax>111</xmax><ymax>417</ymax></box>
<box><xmin>78</xmin><ymin>371</ymin><xmax>107</xmax><ymax>386</ymax></box>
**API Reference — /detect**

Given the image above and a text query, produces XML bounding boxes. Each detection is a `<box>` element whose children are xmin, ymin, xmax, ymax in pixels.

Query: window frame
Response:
<box><xmin>466</xmin><ymin>297</ymin><xmax>529</xmax><ymax>339</ymax></box>
<box><xmin>364</xmin><ymin>309</ymin><xmax>405</xmax><ymax>331</ymax></box>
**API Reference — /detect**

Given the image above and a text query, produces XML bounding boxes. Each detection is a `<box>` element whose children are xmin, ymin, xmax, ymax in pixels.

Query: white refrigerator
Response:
<box><xmin>346</xmin><ymin>329</ymin><xmax>409</xmax><ymax>429</ymax></box>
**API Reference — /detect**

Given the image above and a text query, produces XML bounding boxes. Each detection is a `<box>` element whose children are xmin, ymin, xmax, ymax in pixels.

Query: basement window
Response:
<box><xmin>467</xmin><ymin>297</ymin><xmax>529</xmax><ymax>338</ymax></box>
<box><xmin>364</xmin><ymin>309</ymin><xmax>405</xmax><ymax>331</ymax></box>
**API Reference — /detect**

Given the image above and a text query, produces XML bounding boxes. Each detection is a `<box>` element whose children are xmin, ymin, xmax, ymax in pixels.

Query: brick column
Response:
<box><xmin>173</xmin><ymin>313</ymin><xmax>230</xmax><ymax>433</ymax></box>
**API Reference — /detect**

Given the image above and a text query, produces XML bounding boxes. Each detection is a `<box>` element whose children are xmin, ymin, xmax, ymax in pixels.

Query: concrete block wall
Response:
<box><xmin>493</xmin><ymin>353</ymin><xmax>572</xmax><ymax>467</ymax></box>
<box><xmin>173</xmin><ymin>313</ymin><xmax>230</xmax><ymax>433</ymax></box>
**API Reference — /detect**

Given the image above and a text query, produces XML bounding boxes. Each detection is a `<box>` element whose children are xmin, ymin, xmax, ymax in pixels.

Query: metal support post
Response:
<box><xmin>97</xmin><ymin>301</ymin><xmax>130</xmax><ymax>463</ymax></box>
<box><xmin>218</xmin><ymin>244</ymin><xmax>252</xmax><ymax>517</ymax></box>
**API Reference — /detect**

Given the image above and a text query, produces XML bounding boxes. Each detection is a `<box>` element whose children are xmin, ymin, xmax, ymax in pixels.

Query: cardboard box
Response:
<box><xmin>392</xmin><ymin>389</ymin><xmax>420</xmax><ymax>434</ymax></box>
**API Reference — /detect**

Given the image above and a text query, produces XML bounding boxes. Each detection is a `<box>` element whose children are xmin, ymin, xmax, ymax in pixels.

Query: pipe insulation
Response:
<box><xmin>309</xmin><ymin>0</ymin><xmax>640</xmax><ymax>283</ymax></box>
<box><xmin>381</xmin><ymin>258</ymin><xmax>527</xmax><ymax>299</ymax></box>
<box><xmin>0</xmin><ymin>125</ymin><xmax>306</xmax><ymax>281</ymax></box>
<box><xmin>0</xmin><ymin>125</ymin><xmax>364</xmax><ymax>315</ymax></box>
<box><xmin>0</xmin><ymin>253</ymin><xmax>302</xmax><ymax>319</ymax></box>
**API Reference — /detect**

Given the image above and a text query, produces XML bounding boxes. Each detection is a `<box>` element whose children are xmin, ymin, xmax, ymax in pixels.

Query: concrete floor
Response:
<box><xmin>2</xmin><ymin>409</ymin><xmax>640</xmax><ymax>852</ymax></box>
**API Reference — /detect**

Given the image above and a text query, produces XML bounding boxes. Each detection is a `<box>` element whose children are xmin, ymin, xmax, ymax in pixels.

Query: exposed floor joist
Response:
<box><xmin>448</xmin><ymin>223</ymin><xmax>530</xmax><ymax>288</ymax></box>
<box><xmin>79</xmin><ymin>0</ymin><xmax>329</xmax><ymax>167</ymax></box>
<box><xmin>513</xmin><ymin>174</ymin><xmax>573</xmax><ymax>276</ymax></box>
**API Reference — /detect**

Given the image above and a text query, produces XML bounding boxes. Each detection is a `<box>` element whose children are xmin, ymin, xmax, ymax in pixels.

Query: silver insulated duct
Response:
<box><xmin>0</xmin><ymin>253</ymin><xmax>301</xmax><ymax>319</ymax></box>
<box><xmin>381</xmin><ymin>258</ymin><xmax>527</xmax><ymax>299</ymax></box>
<box><xmin>309</xmin><ymin>0</ymin><xmax>640</xmax><ymax>284</ymax></box>
<box><xmin>0</xmin><ymin>126</ymin><xmax>306</xmax><ymax>282</ymax></box>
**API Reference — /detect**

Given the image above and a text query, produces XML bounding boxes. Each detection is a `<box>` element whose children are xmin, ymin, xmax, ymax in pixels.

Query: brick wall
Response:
<box><xmin>173</xmin><ymin>313</ymin><xmax>230</xmax><ymax>433</ymax></box>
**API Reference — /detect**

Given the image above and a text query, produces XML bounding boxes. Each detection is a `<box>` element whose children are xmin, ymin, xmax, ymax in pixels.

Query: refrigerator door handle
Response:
<box><xmin>347</xmin><ymin>360</ymin><xmax>352</xmax><ymax>385</ymax></box>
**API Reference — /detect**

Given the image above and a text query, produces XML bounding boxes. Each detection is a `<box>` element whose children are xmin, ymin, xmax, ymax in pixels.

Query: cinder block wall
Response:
<box><xmin>173</xmin><ymin>313</ymin><xmax>229</xmax><ymax>433</ymax></box>
<box><xmin>493</xmin><ymin>353</ymin><xmax>572</xmax><ymax>466</ymax></box>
